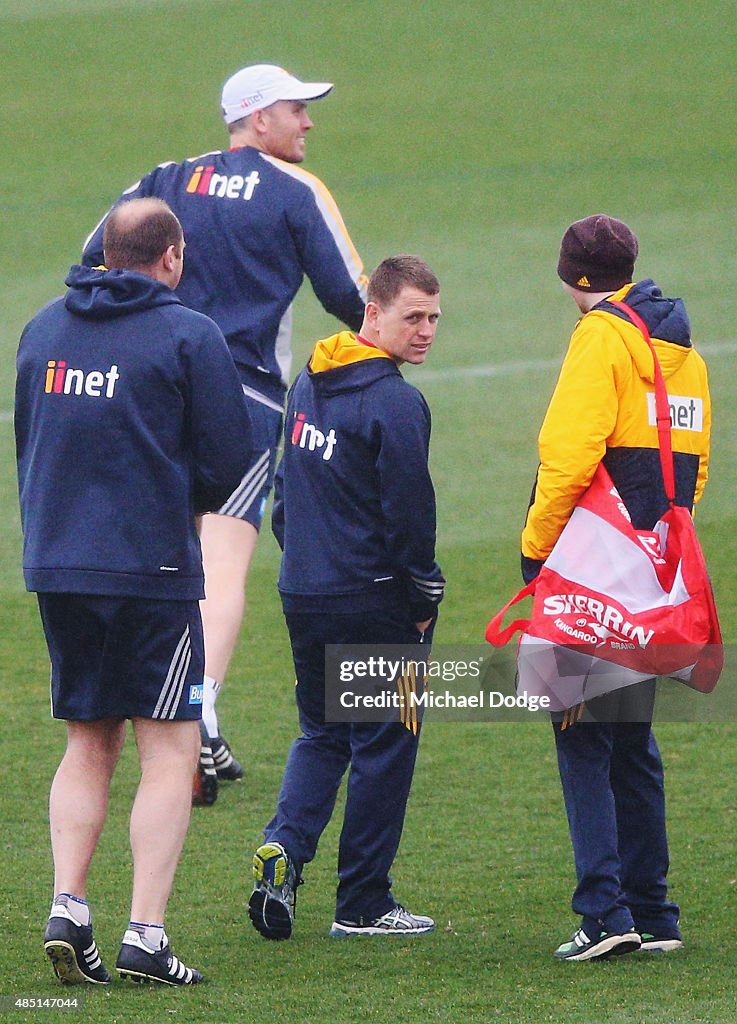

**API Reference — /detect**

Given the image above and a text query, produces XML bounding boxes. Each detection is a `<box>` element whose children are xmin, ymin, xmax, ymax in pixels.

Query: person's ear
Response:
<box><xmin>365</xmin><ymin>301</ymin><xmax>381</xmax><ymax>327</ymax></box>
<box><xmin>162</xmin><ymin>245</ymin><xmax>177</xmax><ymax>272</ymax></box>
<box><xmin>251</xmin><ymin>107</ymin><xmax>268</xmax><ymax>135</ymax></box>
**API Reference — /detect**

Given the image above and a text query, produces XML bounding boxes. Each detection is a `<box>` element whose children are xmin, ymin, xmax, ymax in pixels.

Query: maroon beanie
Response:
<box><xmin>557</xmin><ymin>214</ymin><xmax>639</xmax><ymax>291</ymax></box>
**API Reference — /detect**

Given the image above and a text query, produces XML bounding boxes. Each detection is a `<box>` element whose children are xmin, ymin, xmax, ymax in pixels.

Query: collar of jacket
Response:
<box><xmin>309</xmin><ymin>330</ymin><xmax>394</xmax><ymax>373</ymax></box>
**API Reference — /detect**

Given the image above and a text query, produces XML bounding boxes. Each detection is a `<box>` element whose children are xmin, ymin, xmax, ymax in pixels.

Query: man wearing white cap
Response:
<box><xmin>83</xmin><ymin>65</ymin><xmax>368</xmax><ymax>806</ymax></box>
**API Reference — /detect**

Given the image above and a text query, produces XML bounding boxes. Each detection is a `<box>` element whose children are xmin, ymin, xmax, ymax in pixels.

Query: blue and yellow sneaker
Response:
<box><xmin>248</xmin><ymin>842</ymin><xmax>299</xmax><ymax>940</ymax></box>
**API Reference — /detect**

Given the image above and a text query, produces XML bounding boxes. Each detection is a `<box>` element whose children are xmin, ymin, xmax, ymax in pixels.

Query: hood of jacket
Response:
<box><xmin>307</xmin><ymin>330</ymin><xmax>400</xmax><ymax>396</ymax></box>
<box><xmin>589</xmin><ymin>279</ymin><xmax>693</xmax><ymax>383</ymax></box>
<box><xmin>64</xmin><ymin>264</ymin><xmax>181</xmax><ymax>320</ymax></box>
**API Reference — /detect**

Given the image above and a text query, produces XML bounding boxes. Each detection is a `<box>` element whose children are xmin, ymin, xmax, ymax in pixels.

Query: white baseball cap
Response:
<box><xmin>221</xmin><ymin>64</ymin><xmax>333</xmax><ymax>124</ymax></box>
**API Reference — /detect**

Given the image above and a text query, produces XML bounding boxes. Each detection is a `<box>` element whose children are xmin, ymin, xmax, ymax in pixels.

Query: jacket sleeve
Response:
<box><xmin>375</xmin><ymin>383</ymin><xmax>445</xmax><ymax>620</ymax></box>
<box><xmin>271</xmin><ymin>452</ymin><xmax>286</xmax><ymax>551</ymax></box>
<box><xmin>180</xmin><ymin>316</ymin><xmax>252</xmax><ymax>514</ymax></box>
<box><xmin>271</xmin><ymin>378</ymin><xmax>297</xmax><ymax>550</ymax></box>
<box><xmin>288</xmin><ymin>181</ymin><xmax>367</xmax><ymax>332</ymax></box>
<box><xmin>694</xmin><ymin>356</ymin><xmax>711</xmax><ymax>507</ymax></box>
<box><xmin>521</xmin><ymin>317</ymin><xmax>620</xmax><ymax>561</ymax></box>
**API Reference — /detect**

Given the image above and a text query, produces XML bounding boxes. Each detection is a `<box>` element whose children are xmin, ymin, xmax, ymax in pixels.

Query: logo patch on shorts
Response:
<box><xmin>189</xmin><ymin>685</ymin><xmax>204</xmax><ymax>705</ymax></box>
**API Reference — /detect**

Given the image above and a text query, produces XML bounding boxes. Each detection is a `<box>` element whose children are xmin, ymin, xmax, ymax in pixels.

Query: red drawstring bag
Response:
<box><xmin>485</xmin><ymin>302</ymin><xmax>722</xmax><ymax>711</ymax></box>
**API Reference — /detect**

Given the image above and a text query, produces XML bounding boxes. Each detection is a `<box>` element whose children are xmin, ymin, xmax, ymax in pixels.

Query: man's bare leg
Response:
<box><xmin>197</xmin><ymin>514</ymin><xmax>259</xmax><ymax>791</ymax></box>
<box><xmin>129</xmin><ymin>718</ymin><xmax>200</xmax><ymax>924</ymax></box>
<box><xmin>49</xmin><ymin>718</ymin><xmax>127</xmax><ymax>898</ymax></box>
<box><xmin>199</xmin><ymin>513</ymin><xmax>259</xmax><ymax>692</ymax></box>
<box><xmin>116</xmin><ymin>717</ymin><xmax>203</xmax><ymax>984</ymax></box>
<box><xmin>44</xmin><ymin>719</ymin><xmax>126</xmax><ymax>984</ymax></box>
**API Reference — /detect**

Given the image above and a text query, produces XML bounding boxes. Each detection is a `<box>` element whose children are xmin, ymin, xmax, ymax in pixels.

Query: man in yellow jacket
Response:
<box><xmin>522</xmin><ymin>214</ymin><xmax>711</xmax><ymax>961</ymax></box>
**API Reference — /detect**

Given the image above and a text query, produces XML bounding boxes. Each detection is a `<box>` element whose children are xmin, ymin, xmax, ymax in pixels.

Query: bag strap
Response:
<box><xmin>485</xmin><ymin>579</ymin><xmax>536</xmax><ymax>646</ymax></box>
<box><xmin>608</xmin><ymin>299</ymin><xmax>676</xmax><ymax>505</ymax></box>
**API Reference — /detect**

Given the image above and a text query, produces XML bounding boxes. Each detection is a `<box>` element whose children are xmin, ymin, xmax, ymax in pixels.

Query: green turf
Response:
<box><xmin>2</xmin><ymin>0</ymin><xmax>737</xmax><ymax>1020</ymax></box>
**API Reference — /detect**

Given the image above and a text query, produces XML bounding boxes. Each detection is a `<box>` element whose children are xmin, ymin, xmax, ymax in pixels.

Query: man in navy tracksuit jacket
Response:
<box><xmin>82</xmin><ymin>65</ymin><xmax>368</xmax><ymax>787</ymax></box>
<box><xmin>248</xmin><ymin>256</ymin><xmax>445</xmax><ymax>940</ymax></box>
<box><xmin>16</xmin><ymin>199</ymin><xmax>250</xmax><ymax>986</ymax></box>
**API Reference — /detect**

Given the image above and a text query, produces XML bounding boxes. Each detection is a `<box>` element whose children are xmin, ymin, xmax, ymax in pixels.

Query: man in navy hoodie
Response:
<box><xmin>16</xmin><ymin>198</ymin><xmax>250</xmax><ymax>985</ymax></box>
<box><xmin>248</xmin><ymin>255</ymin><xmax>445</xmax><ymax>940</ymax></box>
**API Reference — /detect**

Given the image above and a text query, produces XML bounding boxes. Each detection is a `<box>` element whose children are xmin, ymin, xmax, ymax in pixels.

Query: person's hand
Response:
<box><xmin>415</xmin><ymin>619</ymin><xmax>432</xmax><ymax>633</ymax></box>
<box><xmin>521</xmin><ymin>554</ymin><xmax>544</xmax><ymax>584</ymax></box>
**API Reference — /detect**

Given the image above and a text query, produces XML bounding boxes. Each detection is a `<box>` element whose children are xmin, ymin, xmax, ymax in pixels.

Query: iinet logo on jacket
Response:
<box><xmin>291</xmin><ymin>413</ymin><xmax>337</xmax><ymax>461</ymax></box>
<box><xmin>44</xmin><ymin>360</ymin><xmax>120</xmax><ymax>398</ymax></box>
<box><xmin>185</xmin><ymin>166</ymin><xmax>261</xmax><ymax>201</ymax></box>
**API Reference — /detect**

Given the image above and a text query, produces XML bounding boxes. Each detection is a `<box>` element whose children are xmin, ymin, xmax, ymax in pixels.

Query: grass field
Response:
<box><xmin>2</xmin><ymin>1</ymin><xmax>737</xmax><ymax>1021</ymax></box>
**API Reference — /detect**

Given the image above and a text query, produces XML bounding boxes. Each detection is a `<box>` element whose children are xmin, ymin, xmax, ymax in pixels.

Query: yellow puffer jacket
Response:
<box><xmin>522</xmin><ymin>281</ymin><xmax>711</xmax><ymax>562</ymax></box>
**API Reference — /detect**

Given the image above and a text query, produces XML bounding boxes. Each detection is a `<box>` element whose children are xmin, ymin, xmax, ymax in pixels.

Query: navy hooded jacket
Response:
<box><xmin>16</xmin><ymin>265</ymin><xmax>251</xmax><ymax>599</ymax></box>
<box><xmin>272</xmin><ymin>331</ymin><xmax>445</xmax><ymax>620</ymax></box>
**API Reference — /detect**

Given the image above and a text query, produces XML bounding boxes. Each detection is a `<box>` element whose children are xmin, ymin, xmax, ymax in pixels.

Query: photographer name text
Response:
<box><xmin>339</xmin><ymin>689</ymin><xmax>550</xmax><ymax>711</ymax></box>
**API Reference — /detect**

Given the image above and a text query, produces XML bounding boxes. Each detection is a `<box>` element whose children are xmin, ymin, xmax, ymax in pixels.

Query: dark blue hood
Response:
<box><xmin>64</xmin><ymin>264</ymin><xmax>181</xmax><ymax>320</ymax></box>
<box><xmin>599</xmin><ymin>278</ymin><xmax>691</xmax><ymax>347</ymax></box>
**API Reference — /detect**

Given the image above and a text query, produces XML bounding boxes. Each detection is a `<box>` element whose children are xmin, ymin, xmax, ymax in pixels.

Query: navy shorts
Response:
<box><xmin>37</xmin><ymin>593</ymin><xmax>205</xmax><ymax>722</ymax></box>
<box><xmin>217</xmin><ymin>389</ymin><xmax>283</xmax><ymax>529</ymax></box>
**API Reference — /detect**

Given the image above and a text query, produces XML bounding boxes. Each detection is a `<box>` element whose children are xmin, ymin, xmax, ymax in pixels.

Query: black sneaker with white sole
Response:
<box><xmin>554</xmin><ymin>925</ymin><xmax>641</xmax><ymax>961</ymax></box>
<box><xmin>116</xmin><ymin>932</ymin><xmax>204</xmax><ymax>985</ymax></box>
<box><xmin>44</xmin><ymin>915</ymin><xmax>111</xmax><ymax>985</ymax></box>
<box><xmin>211</xmin><ymin>735</ymin><xmax>244</xmax><ymax>781</ymax></box>
<box><xmin>192</xmin><ymin>721</ymin><xmax>218</xmax><ymax>806</ymax></box>
<box><xmin>330</xmin><ymin>905</ymin><xmax>435</xmax><ymax>937</ymax></box>
<box><xmin>248</xmin><ymin>842</ymin><xmax>300</xmax><ymax>940</ymax></box>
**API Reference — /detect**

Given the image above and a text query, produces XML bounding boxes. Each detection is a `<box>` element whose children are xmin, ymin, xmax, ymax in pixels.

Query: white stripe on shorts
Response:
<box><xmin>219</xmin><ymin>449</ymin><xmax>270</xmax><ymax>517</ymax></box>
<box><xmin>161</xmin><ymin>643</ymin><xmax>191</xmax><ymax>720</ymax></box>
<box><xmin>241</xmin><ymin>384</ymin><xmax>286</xmax><ymax>413</ymax></box>
<box><xmin>153</xmin><ymin>625</ymin><xmax>191</xmax><ymax>720</ymax></box>
<box><xmin>223</xmin><ymin>465</ymin><xmax>269</xmax><ymax>519</ymax></box>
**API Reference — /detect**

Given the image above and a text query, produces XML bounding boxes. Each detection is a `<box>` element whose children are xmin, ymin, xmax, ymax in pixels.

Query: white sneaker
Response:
<box><xmin>330</xmin><ymin>904</ymin><xmax>435</xmax><ymax>937</ymax></box>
